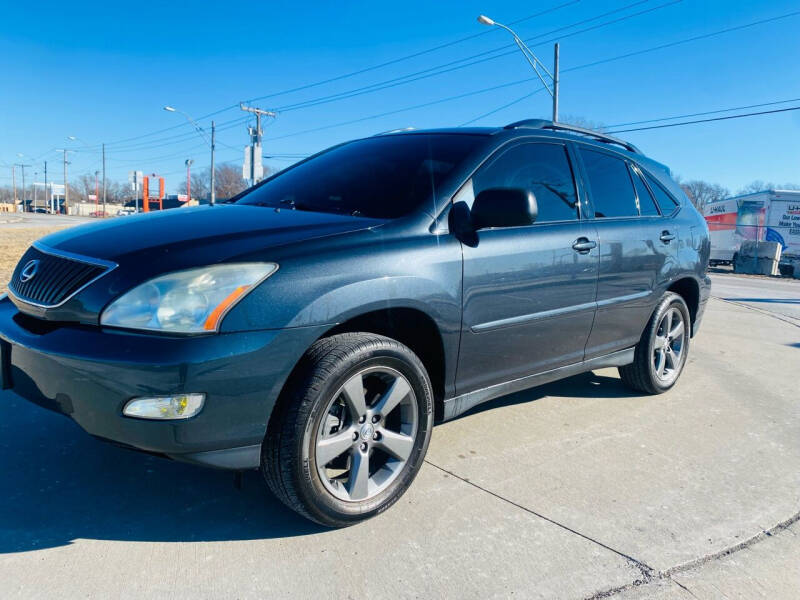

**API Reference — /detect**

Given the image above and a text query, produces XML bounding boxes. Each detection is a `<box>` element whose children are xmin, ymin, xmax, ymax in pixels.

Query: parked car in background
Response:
<box><xmin>0</xmin><ymin>120</ymin><xmax>710</xmax><ymax>527</ymax></box>
<box><xmin>116</xmin><ymin>208</ymin><xmax>136</xmax><ymax>216</ymax></box>
<box><xmin>89</xmin><ymin>210</ymin><xmax>107</xmax><ymax>218</ymax></box>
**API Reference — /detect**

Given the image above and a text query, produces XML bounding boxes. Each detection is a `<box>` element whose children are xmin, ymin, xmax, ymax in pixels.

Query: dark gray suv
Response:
<box><xmin>0</xmin><ymin>120</ymin><xmax>710</xmax><ymax>527</ymax></box>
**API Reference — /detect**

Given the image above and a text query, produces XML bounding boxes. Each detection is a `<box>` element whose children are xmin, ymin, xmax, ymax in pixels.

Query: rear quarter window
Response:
<box><xmin>629</xmin><ymin>165</ymin><xmax>660</xmax><ymax>216</ymax></box>
<box><xmin>643</xmin><ymin>172</ymin><xmax>680</xmax><ymax>215</ymax></box>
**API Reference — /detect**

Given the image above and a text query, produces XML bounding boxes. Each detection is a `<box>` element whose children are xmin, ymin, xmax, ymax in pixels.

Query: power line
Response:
<box><xmin>269</xmin><ymin>9</ymin><xmax>800</xmax><ymax>142</ymax></box>
<box><xmin>460</xmin><ymin>89</ymin><xmax>547</xmax><ymax>126</ymax></box>
<box><xmin>607</xmin><ymin>105</ymin><xmax>800</xmax><ymax>133</ymax></box>
<box><xmin>242</xmin><ymin>0</ymin><xmax>582</xmax><ymax>105</ymax></box>
<box><xmin>564</xmin><ymin>9</ymin><xmax>800</xmax><ymax>74</ymax></box>
<box><xmin>17</xmin><ymin>7</ymin><xmax>800</xmax><ymax>177</ymax></box>
<box><xmin>271</xmin><ymin>0</ymin><xmax>676</xmax><ymax>114</ymax></box>
<box><xmin>26</xmin><ymin>2</ymin><xmax>581</xmax><ymax>157</ymax></box>
<box><xmin>269</xmin><ymin>76</ymin><xmax>543</xmax><ymax>140</ymax></box>
<box><xmin>23</xmin><ymin>0</ymin><xmax>654</xmax><ymax>160</ymax></box>
<box><xmin>605</xmin><ymin>97</ymin><xmax>800</xmax><ymax>128</ymax></box>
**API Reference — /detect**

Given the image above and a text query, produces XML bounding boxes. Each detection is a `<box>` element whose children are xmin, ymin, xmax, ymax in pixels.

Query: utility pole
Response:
<box><xmin>44</xmin><ymin>160</ymin><xmax>48</xmax><ymax>213</ymax></box>
<box><xmin>33</xmin><ymin>171</ymin><xmax>38</xmax><ymax>210</ymax></box>
<box><xmin>15</xmin><ymin>163</ymin><xmax>30</xmax><ymax>211</ymax></box>
<box><xmin>102</xmin><ymin>143</ymin><xmax>107</xmax><ymax>216</ymax></box>
<box><xmin>94</xmin><ymin>171</ymin><xmax>99</xmax><ymax>213</ymax></box>
<box><xmin>62</xmin><ymin>149</ymin><xmax>70</xmax><ymax>214</ymax></box>
<box><xmin>240</xmin><ymin>102</ymin><xmax>276</xmax><ymax>185</ymax></box>
<box><xmin>210</xmin><ymin>121</ymin><xmax>216</xmax><ymax>205</ymax></box>
<box><xmin>11</xmin><ymin>165</ymin><xmax>17</xmax><ymax>205</ymax></box>
<box><xmin>553</xmin><ymin>43</ymin><xmax>560</xmax><ymax>123</ymax></box>
<box><xmin>185</xmin><ymin>159</ymin><xmax>193</xmax><ymax>203</ymax></box>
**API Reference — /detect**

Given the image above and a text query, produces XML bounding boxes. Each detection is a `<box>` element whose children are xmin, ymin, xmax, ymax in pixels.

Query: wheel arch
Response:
<box><xmin>667</xmin><ymin>277</ymin><xmax>700</xmax><ymax>336</ymax></box>
<box><xmin>321</xmin><ymin>307</ymin><xmax>447</xmax><ymax>421</ymax></box>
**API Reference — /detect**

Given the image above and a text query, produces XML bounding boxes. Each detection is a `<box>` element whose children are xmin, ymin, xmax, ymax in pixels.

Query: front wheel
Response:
<box><xmin>262</xmin><ymin>333</ymin><xmax>433</xmax><ymax>527</ymax></box>
<box><xmin>619</xmin><ymin>292</ymin><xmax>691</xmax><ymax>394</ymax></box>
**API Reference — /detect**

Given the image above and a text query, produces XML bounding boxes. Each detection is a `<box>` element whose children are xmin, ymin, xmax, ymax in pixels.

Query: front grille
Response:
<box><xmin>9</xmin><ymin>245</ymin><xmax>111</xmax><ymax>307</ymax></box>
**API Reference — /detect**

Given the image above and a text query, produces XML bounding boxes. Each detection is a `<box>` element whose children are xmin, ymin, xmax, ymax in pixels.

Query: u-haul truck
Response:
<box><xmin>703</xmin><ymin>190</ymin><xmax>800</xmax><ymax>265</ymax></box>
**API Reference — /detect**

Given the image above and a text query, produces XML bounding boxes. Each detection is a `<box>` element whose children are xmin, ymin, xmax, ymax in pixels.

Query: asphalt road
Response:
<box><xmin>0</xmin><ymin>213</ymin><xmax>94</xmax><ymax>229</ymax></box>
<box><xmin>710</xmin><ymin>271</ymin><xmax>800</xmax><ymax>324</ymax></box>
<box><xmin>1</xmin><ymin>275</ymin><xmax>798</xmax><ymax>599</ymax></box>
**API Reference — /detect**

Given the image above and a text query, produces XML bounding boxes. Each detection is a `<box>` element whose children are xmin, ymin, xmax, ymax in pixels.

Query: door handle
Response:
<box><xmin>660</xmin><ymin>231</ymin><xmax>676</xmax><ymax>243</ymax></box>
<box><xmin>572</xmin><ymin>238</ymin><xmax>597</xmax><ymax>253</ymax></box>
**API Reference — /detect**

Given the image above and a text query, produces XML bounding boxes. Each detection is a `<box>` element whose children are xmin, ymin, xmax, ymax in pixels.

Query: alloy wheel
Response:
<box><xmin>314</xmin><ymin>366</ymin><xmax>418</xmax><ymax>502</ymax></box>
<box><xmin>652</xmin><ymin>307</ymin><xmax>686</xmax><ymax>384</ymax></box>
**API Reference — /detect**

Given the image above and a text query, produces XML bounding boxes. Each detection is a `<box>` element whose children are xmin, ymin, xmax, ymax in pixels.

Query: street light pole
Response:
<box><xmin>62</xmin><ymin>149</ymin><xmax>70</xmax><ymax>214</ymax></box>
<box><xmin>185</xmin><ymin>159</ymin><xmax>193</xmax><ymax>203</ymax></box>
<box><xmin>163</xmin><ymin>106</ymin><xmax>215</xmax><ymax>205</ymax></box>
<box><xmin>102</xmin><ymin>143</ymin><xmax>107</xmax><ymax>216</ymax></box>
<box><xmin>477</xmin><ymin>14</ymin><xmax>560</xmax><ymax>122</ymax></box>
<box><xmin>11</xmin><ymin>165</ymin><xmax>16</xmax><ymax>206</ymax></box>
<box><xmin>44</xmin><ymin>160</ymin><xmax>48</xmax><ymax>213</ymax></box>
<box><xmin>210</xmin><ymin>121</ymin><xmax>216</xmax><ymax>205</ymax></box>
<box><xmin>94</xmin><ymin>171</ymin><xmax>99</xmax><ymax>212</ymax></box>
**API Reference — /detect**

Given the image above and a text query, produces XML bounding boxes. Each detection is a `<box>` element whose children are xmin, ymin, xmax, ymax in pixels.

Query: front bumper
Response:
<box><xmin>0</xmin><ymin>297</ymin><xmax>329</xmax><ymax>469</ymax></box>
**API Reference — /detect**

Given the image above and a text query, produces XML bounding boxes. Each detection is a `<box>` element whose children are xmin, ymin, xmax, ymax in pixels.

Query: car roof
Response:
<box><xmin>377</xmin><ymin>121</ymin><xmax>640</xmax><ymax>153</ymax></box>
<box><xmin>373</xmin><ymin>121</ymin><xmax>681</xmax><ymax>203</ymax></box>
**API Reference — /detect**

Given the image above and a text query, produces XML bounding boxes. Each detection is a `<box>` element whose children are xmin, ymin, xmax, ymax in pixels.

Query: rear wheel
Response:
<box><xmin>262</xmin><ymin>333</ymin><xmax>433</xmax><ymax>527</ymax></box>
<box><xmin>619</xmin><ymin>292</ymin><xmax>690</xmax><ymax>394</ymax></box>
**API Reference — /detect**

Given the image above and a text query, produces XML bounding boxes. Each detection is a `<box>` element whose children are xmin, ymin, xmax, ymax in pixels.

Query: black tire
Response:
<box><xmin>262</xmin><ymin>332</ymin><xmax>434</xmax><ymax>527</ymax></box>
<box><xmin>618</xmin><ymin>292</ymin><xmax>691</xmax><ymax>395</ymax></box>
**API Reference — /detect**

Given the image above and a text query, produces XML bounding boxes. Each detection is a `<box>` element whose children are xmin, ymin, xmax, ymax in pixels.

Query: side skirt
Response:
<box><xmin>442</xmin><ymin>348</ymin><xmax>634</xmax><ymax>421</ymax></box>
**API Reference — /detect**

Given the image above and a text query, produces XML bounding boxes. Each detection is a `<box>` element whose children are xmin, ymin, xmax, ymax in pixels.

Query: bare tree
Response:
<box><xmin>680</xmin><ymin>180</ymin><xmax>729</xmax><ymax>211</ymax></box>
<box><xmin>75</xmin><ymin>174</ymin><xmax>96</xmax><ymax>202</ymax></box>
<box><xmin>737</xmin><ymin>180</ymin><xmax>800</xmax><ymax>195</ymax></box>
<box><xmin>0</xmin><ymin>186</ymin><xmax>15</xmax><ymax>203</ymax></box>
<box><xmin>178</xmin><ymin>164</ymin><xmax>262</xmax><ymax>201</ymax></box>
<box><xmin>215</xmin><ymin>164</ymin><xmax>250</xmax><ymax>199</ymax></box>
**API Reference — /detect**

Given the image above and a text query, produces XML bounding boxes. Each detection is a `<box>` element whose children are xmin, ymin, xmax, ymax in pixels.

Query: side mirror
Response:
<box><xmin>470</xmin><ymin>187</ymin><xmax>538</xmax><ymax>230</ymax></box>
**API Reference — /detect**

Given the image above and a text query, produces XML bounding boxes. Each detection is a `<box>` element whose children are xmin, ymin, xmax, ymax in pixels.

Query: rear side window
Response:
<box><xmin>470</xmin><ymin>142</ymin><xmax>579</xmax><ymax>223</ymax></box>
<box><xmin>579</xmin><ymin>149</ymin><xmax>637</xmax><ymax>218</ymax></box>
<box><xmin>644</xmin><ymin>173</ymin><xmax>679</xmax><ymax>215</ymax></box>
<box><xmin>629</xmin><ymin>165</ymin><xmax>660</xmax><ymax>216</ymax></box>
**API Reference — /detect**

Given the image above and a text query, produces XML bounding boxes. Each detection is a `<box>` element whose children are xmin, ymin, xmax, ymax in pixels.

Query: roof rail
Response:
<box><xmin>373</xmin><ymin>127</ymin><xmax>416</xmax><ymax>136</ymax></box>
<box><xmin>504</xmin><ymin>119</ymin><xmax>641</xmax><ymax>154</ymax></box>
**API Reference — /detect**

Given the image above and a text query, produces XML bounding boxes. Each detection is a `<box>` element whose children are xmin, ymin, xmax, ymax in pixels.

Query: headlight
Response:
<box><xmin>101</xmin><ymin>263</ymin><xmax>277</xmax><ymax>333</ymax></box>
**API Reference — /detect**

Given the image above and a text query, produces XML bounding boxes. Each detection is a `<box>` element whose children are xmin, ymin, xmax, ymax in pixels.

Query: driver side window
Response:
<box><xmin>457</xmin><ymin>142</ymin><xmax>579</xmax><ymax>223</ymax></box>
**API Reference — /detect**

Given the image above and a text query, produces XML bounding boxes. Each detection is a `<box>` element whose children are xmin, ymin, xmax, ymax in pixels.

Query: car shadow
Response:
<box><xmin>1</xmin><ymin>371</ymin><xmax>634</xmax><ymax>554</ymax></box>
<box><xmin>0</xmin><ymin>392</ymin><xmax>324</xmax><ymax>554</ymax></box>
<box><xmin>456</xmin><ymin>371</ymin><xmax>640</xmax><ymax>420</ymax></box>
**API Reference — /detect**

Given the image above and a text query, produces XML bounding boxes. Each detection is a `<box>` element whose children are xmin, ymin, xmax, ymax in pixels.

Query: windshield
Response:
<box><xmin>235</xmin><ymin>134</ymin><xmax>484</xmax><ymax>218</ymax></box>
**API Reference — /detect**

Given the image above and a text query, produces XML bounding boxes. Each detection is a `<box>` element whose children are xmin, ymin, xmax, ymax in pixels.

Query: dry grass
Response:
<box><xmin>0</xmin><ymin>228</ymin><xmax>68</xmax><ymax>294</ymax></box>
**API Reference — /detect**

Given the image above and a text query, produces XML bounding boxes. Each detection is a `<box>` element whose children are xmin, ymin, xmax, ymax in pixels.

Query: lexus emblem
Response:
<box><xmin>19</xmin><ymin>259</ymin><xmax>40</xmax><ymax>283</ymax></box>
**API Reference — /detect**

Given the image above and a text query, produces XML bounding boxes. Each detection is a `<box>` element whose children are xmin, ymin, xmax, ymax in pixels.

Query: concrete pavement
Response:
<box><xmin>1</xmin><ymin>284</ymin><xmax>799</xmax><ymax>598</ymax></box>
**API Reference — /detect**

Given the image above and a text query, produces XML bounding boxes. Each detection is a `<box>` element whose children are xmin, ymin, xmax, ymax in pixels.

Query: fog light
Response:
<box><xmin>123</xmin><ymin>393</ymin><xmax>205</xmax><ymax>420</ymax></box>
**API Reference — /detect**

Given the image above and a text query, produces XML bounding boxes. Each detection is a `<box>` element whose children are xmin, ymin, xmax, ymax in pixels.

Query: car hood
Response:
<box><xmin>10</xmin><ymin>205</ymin><xmax>384</xmax><ymax>323</ymax></box>
<box><xmin>39</xmin><ymin>204</ymin><xmax>383</xmax><ymax>262</ymax></box>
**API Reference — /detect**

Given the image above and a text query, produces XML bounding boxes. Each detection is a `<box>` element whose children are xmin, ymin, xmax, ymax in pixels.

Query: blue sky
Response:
<box><xmin>1</xmin><ymin>0</ymin><xmax>799</xmax><ymax>194</ymax></box>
